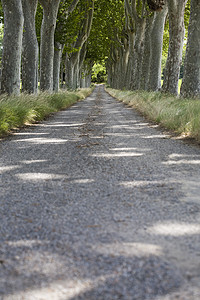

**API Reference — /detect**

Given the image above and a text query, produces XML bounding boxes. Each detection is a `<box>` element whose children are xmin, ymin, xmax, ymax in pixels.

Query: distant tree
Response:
<box><xmin>65</xmin><ymin>0</ymin><xmax>94</xmax><ymax>89</ymax></box>
<box><xmin>53</xmin><ymin>0</ymin><xmax>80</xmax><ymax>92</ymax></box>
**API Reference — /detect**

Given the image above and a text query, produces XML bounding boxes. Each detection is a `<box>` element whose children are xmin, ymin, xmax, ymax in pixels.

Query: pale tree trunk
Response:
<box><xmin>121</xmin><ymin>37</ymin><xmax>129</xmax><ymax>89</ymax></box>
<box><xmin>106</xmin><ymin>60</ymin><xmax>112</xmax><ymax>86</ymax></box>
<box><xmin>140</xmin><ymin>14</ymin><xmax>156</xmax><ymax>90</ymax></box>
<box><xmin>110</xmin><ymin>48</ymin><xmax>119</xmax><ymax>89</ymax></box>
<box><xmin>65</xmin><ymin>0</ymin><xmax>94</xmax><ymax>90</ymax></box>
<box><xmin>65</xmin><ymin>53</ymin><xmax>78</xmax><ymax>89</ymax></box>
<box><xmin>39</xmin><ymin>0</ymin><xmax>61</xmax><ymax>92</ymax></box>
<box><xmin>60</xmin><ymin>60</ymin><xmax>64</xmax><ymax>88</ymax></box>
<box><xmin>117</xmin><ymin>36</ymin><xmax>129</xmax><ymax>90</ymax></box>
<box><xmin>125</xmin><ymin>32</ymin><xmax>135</xmax><ymax>89</ymax></box>
<box><xmin>53</xmin><ymin>0</ymin><xmax>79</xmax><ymax>91</ymax></box>
<box><xmin>162</xmin><ymin>0</ymin><xmax>188</xmax><ymax>95</ymax></box>
<box><xmin>130</xmin><ymin>18</ymin><xmax>146</xmax><ymax>90</ymax></box>
<box><xmin>53</xmin><ymin>42</ymin><xmax>63</xmax><ymax>92</ymax></box>
<box><xmin>82</xmin><ymin>61</ymin><xmax>92</xmax><ymax>88</ymax></box>
<box><xmin>1</xmin><ymin>0</ymin><xmax>24</xmax><ymax>95</ymax></box>
<box><xmin>78</xmin><ymin>43</ymin><xmax>87</xmax><ymax>88</ymax></box>
<box><xmin>21</xmin><ymin>0</ymin><xmax>38</xmax><ymax>94</ymax></box>
<box><xmin>180</xmin><ymin>0</ymin><xmax>200</xmax><ymax>98</ymax></box>
<box><xmin>148</xmin><ymin>5</ymin><xmax>168</xmax><ymax>91</ymax></box>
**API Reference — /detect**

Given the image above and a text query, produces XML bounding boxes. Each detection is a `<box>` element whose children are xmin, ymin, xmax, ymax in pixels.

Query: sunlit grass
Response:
<box><xmin>107</xmin><ymin>88</ymin><xmax>200</xmax><ymax>143</ymax></box>
<box><xmin>0</xmin><ymin>88</ymin><xmax>92</xmax><ymax>137</ymax></box>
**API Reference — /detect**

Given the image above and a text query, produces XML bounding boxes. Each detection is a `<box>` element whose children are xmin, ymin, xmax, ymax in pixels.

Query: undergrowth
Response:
<box><xmin>0</xmin><ymin>88</ymin><xmax>92</xmax><ymax>137</ymax></box>
<box><xmin>107</xmin><ymin>88</ymin><xmax>200</xmax><ymax>143</ymax></box>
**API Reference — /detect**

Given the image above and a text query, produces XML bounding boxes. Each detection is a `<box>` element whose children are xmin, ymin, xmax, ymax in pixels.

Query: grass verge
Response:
<box><xmin>0</xmin><ymin>88</ymin><xmax>92</xmax><ymax>138</ymax></box>
<box><xmin>106</xmin><ymin>88</ymin><xmax>200</xmax><ymax>143</ymax></box>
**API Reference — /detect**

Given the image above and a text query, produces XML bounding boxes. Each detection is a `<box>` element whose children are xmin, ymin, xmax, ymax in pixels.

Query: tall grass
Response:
<box><xmin>0</xmin><ymin>88</ymin><xmax>92</xmax><ymax>137</ymax></box>
<box><xmin>107</xmin><ymin>88</ymin><xmax>200</xmax><ymax>142</ymax></box>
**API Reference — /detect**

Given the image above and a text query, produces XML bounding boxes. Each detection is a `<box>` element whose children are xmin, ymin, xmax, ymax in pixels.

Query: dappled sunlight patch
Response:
<box><xmin>13</xmin><ymin>132</ymin><xmax>49</xmax><ymax>136</ymax></box>
<box><xmin>20</xmin><ymin>160</ymin><xmax>48</xmax><ymax>165</ymax></box>
<box><xmin>120</xmin><ymin>180</ymin><xmax>166</xmax><ymax>188</ymax></box>
<box><xmin>163</xmin><ymin>153</ymin><xmax>200</xmax><ymax>165</ymax></box>
<box><xmin>169</xmin><ymin>153</ymin><xmax>200</xmax><ymax>159</ymax></box>
<box><xmin>3</xmin><ymin>277</ymin><xmax>108</xmax><ymax>300</ymax></box>
<box><xmin>42</xmin><ymin>122</ymin><xmax>86</xmax><ymax>128</ymax></box>
<box><xmin>91</xmin><ymin>151</ymin><xmax>144</xmax><ymax>158</ymax></box>
<box><xmin>163</xmin><ymin>159</ymin><xmax>200</xmax><ymax>165</ymax></box>
<box><xmin>6</xmin><ymin>240</ymin><xmax>43</xmax><ymax>247</ymax></box>
<box><xmin>93</xmin><ymin>242</ymin><xmax>162</xmax><ymax>257</ymax></box>
<box><xmin>0</xmin><ymin>165</ymin><xmax>20</xmax><ymax>173</ymax></box>
<box><xmin>142</xmin><ymin>134</ymin><xmax>170</xmax><ymax>139</ymax></box>
<box><xmin>16</xmin><ymin>173</ymin><xmax>65</xmax><ymax>181</ymax></box>
<box><xmin>110</xmin><ymin>147</ymin><xmax>151</xmax><ymax>152</ymax></box>
<box><xmin>12</xmin><ymin>138</ymin><xmax>68</xmax><ymax>144</ymax></box>
<box><xmin>148</xmin><ymin>222</ymin><xmax>200</xmax><ymax>236</ymax></box>
<box><xmin>68</xmin><ymin>179</ymin><xmax>95</xmax><ymax>184</ymax></box>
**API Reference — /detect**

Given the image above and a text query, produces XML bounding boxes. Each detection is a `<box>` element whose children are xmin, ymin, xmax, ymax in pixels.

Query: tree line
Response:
<box><xmin>107</xmin><ymin>0</ymin><xmax>200</xmax><ymax>98</ymax></box>
<box><xmin>0</xmin><ymin>0</ymin><xmax>199</xmax><ymax>98</ymax></box>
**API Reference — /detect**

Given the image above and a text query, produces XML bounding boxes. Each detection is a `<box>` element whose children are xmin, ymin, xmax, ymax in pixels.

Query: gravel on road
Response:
<box><xmin>0</xmin><ymin>85</ymin><xmax>200</xmax><ymax>300</ymax></box>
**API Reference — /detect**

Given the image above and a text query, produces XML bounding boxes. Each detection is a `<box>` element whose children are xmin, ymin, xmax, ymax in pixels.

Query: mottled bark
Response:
<box><xmin>1</xmin><ymin>0</ymin><xmax>24</xmax><ymax>95</ymax></box>
<box><xmin>21</xmin><ymin>0</ymin><xmax>38</xmax><ymax>94</ymax></box>
<box><xmin>65</xmin><ymin>0</ymin><xmax>94</xmax><ymax>90</ymax></box>
<box><xmin>80</xmin><ymin>63</ymin><xmax>92</xmax><ymax>88</ymax></box>
<box><xmin>53</xmin><ymin>0</ymin><xmax>79</xmax><ymax>91</ymax></box>
<box><xmin>130</xmin><ymin>18</ymin><xmax>146</xmax><ymax>90</ymax></box>
<box><xmin>162</xmin><ymin>0</ymin><xmax>188</xmax><ymax>95</ymax></box>
<box><xmin>181</xmin><ymin>0</ymin><xmax>200</xmax><ymax>98</ymax></box>
<box><xmin>148</xmin><ymin>5</ymin><xmax>167</xmax><ymax>91</ymax></box>
<box><xmin>53</xmin><ymin>42</ymin><xmax>63</xmax><ymax>92</ymax></box>
<box><xmin>125</xmin><ymin>32</ymin><xmax>135</xmax><ymax>89</ymax></box>
<box><xmin>140</xmin><ymin>14</ymin><xmax>156</xmax><ymax>90</ymax></box>
<box><xmin>65</xmin><ymin>53</ymin><xmax>79</xmax><ymax>90</ymax></box>
<box><xmin>39</xmin><ymin>0</ymin><xmax>61</xmax><ymax>92</ymax></box>
<box><xmin>78</xmin><ymin>43</ymin><xmax>88</xmax><ymax>88</ymax></box>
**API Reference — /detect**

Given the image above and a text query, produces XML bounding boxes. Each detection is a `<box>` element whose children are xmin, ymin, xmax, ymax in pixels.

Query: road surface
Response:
<box><xmin>0</xmin><ymin>85</ymin><xmax>200</xmax><ymax>299</ymax></box>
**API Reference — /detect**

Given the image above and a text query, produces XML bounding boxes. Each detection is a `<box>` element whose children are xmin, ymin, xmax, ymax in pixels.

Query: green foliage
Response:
<box><xmin>0</xmin><ymin>89</ymin><xmax>92</xmax><ymax>137</ymax></box>
<box><xmin>86</xmin><ymin>0</ymin><xmax>125</xmax><ymax>62</ymax></box>
<box><xmin>91</xmin><ymin>62</ymin><xmax>107</xmax><ymax>83</ymax></box>
<box><xmin>55</xmin><ymin>0</ymin><xmax>85</xmax><ymax>52</ymax></box>
<box><xmin>35</xmin><ymin>3</ymin><xmax>43</xmax><ymax>44</ymax></box>
<box><xmin>107</xmin><ymin>88</ymin><xmax>200</xmax><ymax>142</ymax></box>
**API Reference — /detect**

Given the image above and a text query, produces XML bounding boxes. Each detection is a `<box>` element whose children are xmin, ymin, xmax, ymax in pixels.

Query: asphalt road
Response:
<box><xmin>0</xmin><ymin>85</ymin><xmax>200</xmax><ymax>299</ymax></box>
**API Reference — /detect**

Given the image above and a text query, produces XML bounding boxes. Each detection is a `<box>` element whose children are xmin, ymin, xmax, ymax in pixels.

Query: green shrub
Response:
<box><xmin>107</xmin><ymin>88</ymin><xmax>200</xmax><ymax>143</ymax></box>
<box><xmin>0</xmin><ymin>88</ymin><xmax>92</xmax><ymax>137</ymax></box>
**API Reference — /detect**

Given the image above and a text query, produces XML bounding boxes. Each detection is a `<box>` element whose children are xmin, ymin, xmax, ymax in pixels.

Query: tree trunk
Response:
<box><xmin>21</xmin><ymin>0</ymin><xmax>38</xmax><ymax>94</ymax></box>
<box><xmin>125</xmin><ymin>32</ymin><xmax>135</xmax><ymax>90</ymax></box>
<box><xmin>140</xmin><ymin>14</ymin><xmax>156</xmax><ymax>90</ymax></box>
<box><xmin>39</xmin><ymin>0</ymin><xmax>61</xmax><ymax>92</ymax></box>
<box><xmin>53</xmin><ymin>42</ymin><xmax>63</xmax><ymax>92</ymax></box>
<box><xmin>180</xmin><ymin>0</ymin><xmax>200</xmax><ymax>98</ymax></box>
<box><xmin>148</xmin><ymin>5</ymin><xmax>168</xmax><ymax>91</ymax></box>
<box><xmin>65</xmin><ymin>0</ymin><xmax>93</xmax><ymax>90</ymax></box>
<box><xmin>162</xmin><ymin>0</ymin><xmax>187</xmax><ymax>95</ymax></box>
<box><xmin>130</xmin><ymin>18</ymin><xmax>146</xmax><ymax>90</ymax></box>
<box><xmin>65</xmin><ymin>53</ymin><xmax>79</xmax><ymax>90</ymax></box>
<box><xmin>1</xmin><ymin>0</ymin><xmax>24</xmax><ymax>95</ymax></box>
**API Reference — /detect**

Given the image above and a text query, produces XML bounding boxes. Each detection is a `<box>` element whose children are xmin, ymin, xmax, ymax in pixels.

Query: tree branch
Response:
<box><xmin>68</xmin><ymin>0</ymin><xmax>80</xmax><ymax>14</ymax></box>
